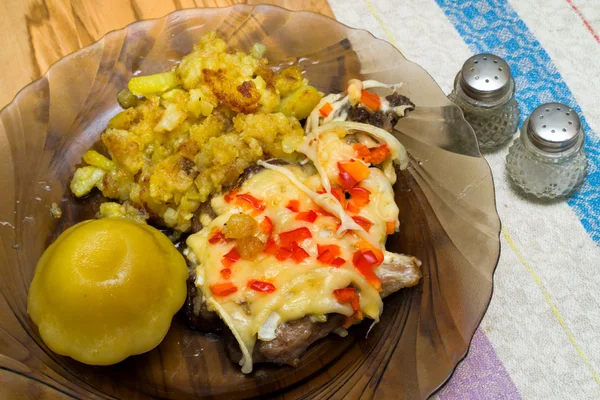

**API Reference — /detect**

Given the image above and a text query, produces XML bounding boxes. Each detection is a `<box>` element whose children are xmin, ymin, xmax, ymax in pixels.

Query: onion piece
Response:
<box><xmin>258</xmin><ymin>312</ymin><xmax>281</xmax><ymax>341</ymax></box>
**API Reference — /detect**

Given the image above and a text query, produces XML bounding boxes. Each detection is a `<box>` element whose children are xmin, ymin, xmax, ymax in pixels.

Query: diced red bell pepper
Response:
<box><xmin>276</xmin><ymin>246</ymin><xmax>292</xmax><ymax>261</ymax></box>
<box><xmin>352</xmin><ymin>215</ymin><xmax>374</xmax><ymax>232</ymax></box>
<box><xmin>317</xmin><ymin>244</ymin><xmax>341</xmax><ymax>257</ymax></box>
<box><xmin>360</xmin><ymin>90</ymin><xmax>381</xmax><ymax>112</ymax></box>
<box><xmin>236</xmin><ymin>193</ymin><xmax>265</xmax><ymax>211</ymax></box>
<box><xmin>346</xmin><ymin>187</ymin><xmax>371</xmax><ymax>213</ymax></box>
<box><xmin>353</xmin><ymin>143</ymin><xmax>371</xmax><ymax>161</ymax></box>
<box><xmin>220</xmin><ymin>268</ymin><xmax>232</xmax><ymax>279</ymax></box>
<box><xmin>290</xmin><ymin>242</ymin><xmax>310</xmax><ymax>263</ymax></box>
<box><xmin>338</xmin><ymin>160</ymin><xmax>370</xmax><ymax>189</ymax></box>
<box><xmin>331</xmin><ymin>187</ymin><xmax>344</xmax><ymax>203</ymax></box>
<box><xmin>221</xmin><ymin>247</ymin><xmax>240</xmax><ymax>268</ymax></box>
<box><xmin>286</xmin><ymin>199</ymin><xmax>300</xmax><ymax>212</ymax></box>
<box><xmin>248</xmin><ymin>280</ymin><xmax>276</xmax><ymax>293</ymax></box>
<box><xmin>319</xmin><ymin>102</ymin><xmax>334</xmax><ymax>118</ymax></box>
<box><xmin>317</xmin><ymin>244</ymin><xmax>341</xmax><ymax>265</ymax></box>
<box><xmin>353</xmin><ymin>143</ymin><xmax>391</xmax><ymax>164</ymax></box>
<box><xmin>295</xmin><ymin>209</ymin><xmax>318</xmax><ymax>223</ymax></box>
<box><xmin>333</xmin><ymin>288</ymin><xmax>360</xmax><ymax>311</ymax></box>
<box><xmin>386</xmin><ymin>221</ymin><xmax>396</xmax><ymax>235</ymax></box>
<box><xmin>261</xmin><ymin>216</ymin><xmax>274</xmax><ymax>234</ymax></box>
<box><xmin>210</xmin><ymin>282</ymin><xmax>238</xmax><ymax>297</ymax></box>
<box><xmin>334</xmin><ymin>287</ymin><xmax>355</xmax><ymax>302</ymax></box>
<box><xmin>224</xmin><ymin>189</ymin><xmax>238</xmax><ymax>203</ymax></box>
<box><xmin>279</xmin><ymin>227</ymin><xmax>312</xmax><ymax>247</ymax></box>
<box><xmin>264</xmin><ymin>237</ymin><xmax>279</xmax><ymax>255</ymax></box>
<box><xmin>356</xmin><ymin>241</ymin><xmax>384</xmax><ymax>265</ymax></box>
<box><xmin>352</xmin><ymin>250</ymin><xmax>382</xmax><ymax>291</ymax></box>
<box><xmin>331</xmin><ymin>257</ymin><xmax>346</xmax><ymax>267</ymax></box>
<box><xmin>209</xmin><ymin>230</ymin><xmax>227</xmax><ymax>244</ymax></box>
<box><xmin>338</xmin><ymin>169</ymin><xmax>358</xmax><ymax>189</ymax></box>
<box><xmin>368</xmin><ymin>145</ymin><xmax>391</xmax><ymax>164</ymax></box>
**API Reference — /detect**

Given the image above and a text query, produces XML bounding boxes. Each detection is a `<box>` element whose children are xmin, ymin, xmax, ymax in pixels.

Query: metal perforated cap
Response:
<box><xmin>527</xmin><ymin>103</ymin><xmax>582</xmax><ymax>152</ymax></box>
<box><xmin>460</xmin><ymin>54</ymin><xmax>512</xmax><ymax>102</ymax></box>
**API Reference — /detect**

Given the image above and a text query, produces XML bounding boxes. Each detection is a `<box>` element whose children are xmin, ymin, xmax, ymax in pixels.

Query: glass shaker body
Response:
<box><xmin>448</xmin><ymin>83</ymin><xmax>519</xmax><ymax>149</ymax></box>
<box><xmin>506</xmin><ymin>104</ymin><xmax>587</xmax><ymax>199</ymax></box>
<box><xmin>448</xmin><ymin>54</ymin><xmax>520</xmax><ymax>151</ymax></box>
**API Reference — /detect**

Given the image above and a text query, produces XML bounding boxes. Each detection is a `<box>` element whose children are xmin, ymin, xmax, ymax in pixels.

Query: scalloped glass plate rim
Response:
<box><xmin>0</xmin><ymin>4</ymin><xmax>502</xmax><ymax>399</ymax></box>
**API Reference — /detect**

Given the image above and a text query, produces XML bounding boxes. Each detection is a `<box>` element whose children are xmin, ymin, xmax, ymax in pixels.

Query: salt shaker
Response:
<box><xmin>506</xmin><ymin>103</ymin><xmax>587</xmax><ymax>199</ymax></box>
<box><xmin>448</xmin><ymin>54</ymin><xmax>520</xmax><ymax>150</ymax></box>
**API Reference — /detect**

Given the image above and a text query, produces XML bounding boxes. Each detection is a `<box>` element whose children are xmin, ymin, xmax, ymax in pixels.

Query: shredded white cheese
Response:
<box><xmin>257</xmin><ymin>160</ymin><xmax>378</xmax><ymax>246</ymax></box>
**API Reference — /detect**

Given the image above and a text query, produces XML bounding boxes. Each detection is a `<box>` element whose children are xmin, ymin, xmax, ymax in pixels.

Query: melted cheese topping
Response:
<box><xmin>186</xmin><ymin>125</ymin><xmax>405</xmax><ymax>373</ymax></box>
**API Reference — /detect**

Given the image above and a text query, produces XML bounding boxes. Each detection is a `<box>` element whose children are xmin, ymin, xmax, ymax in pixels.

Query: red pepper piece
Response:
<box><xmin>353</xmin><ymin>143</ymin><xmax>371</xmax><ymax>161</ymax></box>
<box><xmin>386</xmin><ymin>221</ymin><xmax>396</xmax><ymax>235</ymax></box>
<box><xmin>331</xmin><ymin>257</ymin><xmax>346</xmax><ymax>267</ymax></box>
<box><xmin>210</xmin><ymin>282</ymin><xmax>238</xmax><ymax>297</ymax></box>
<box><xmin>317</xmin><ymin>244</ymin><xmax>341</xmax><ymax>257</ymax></box>
<box><xmin>286</xmin><ymin>199</ymin><xmax>300</xmax><ymax>212</ymax></box>
<box><xmin>338</xmin><ymin>168</ymin><xmax>358</xmax><ymax>189</ymax></box>
<box><xmin>352</xmin><ymin>250</ymin><xmax>382</xmax><ymax>291</ymax></box>
<box><xmin>236</xmin><ymin>193</ymin><xmax>265</xmax><ymax>211</ymax></box>
<box><xmin>352</xmin><ymin>215</ymin><xmax>374</xmax><ymax>232</ymax></box>
<box><xmin>319</xmin><ymin>102</ymin><xmax>334</xmax><ymax>118</ymax></box>
<box><xmin>334</xmin><ymin>287</ymin><xmax>356</xmax><ymax>302</ymax></box>
<box><xmin>356</xmin><ymin>241</ymin><xmax>384</xmax><ymax>265</ymax></box>
<box><xmin>360</xmin><ymin>90</ymin><xmax>381</xmax><ymax>111</ymax></box>
<box><xmin>248</xmin><ymin>280</ymin><xmax>276</xmax><ymax>293</ymax></box>
<box><xmin>295</xmin><ymin>209</ymin><xmax>318</xmax><ymax>223</ymax></box>
<box><xmin>220</xmin><ymin>268</ymin><xmax>232</xmax><ymax>279</ymax></box>
<box><xmin>276</xmin><ymin>246</ymin><xmax>292</xmax><ymax>261</ymax></box>
<box><xmin>264</xmin><ymin>237</ymin><xmax>279</xmax><ymax>255</ymax></box>
<box><xmin>353</xmin><ymin>143</ymin><xmax>391</xmax><ymax>164</ymax></box>
<box><xmin>317</xmin><ymin>244</ymin><xmax>341</xmax><ymax>265</ymax></box>
<box><xmin>224</xmin><ymin>189</ymin><xmax>237</xmax><ymax>203</ymax></box>
<box><xmin>331</xmin><ymin>187</ymin><xmax>344</xmax><ymax>203</ymax></box>
<box><xmin>333</xmin><ymin>288</ymin><xmax>360</xmax><ymax>311</ymax></box>
<box><xmin>346</xmin><ymin>186</ymin><xmax>371</xmax><ymax>213</ymax></box>
<box><xmin>260</xmin><ymin>216</ymin><xmax>273</xmax><ymax>234</ymax></box>
<box><xmin>221</xmin><ymin>247</ymin><xmax>240</xmax><ymax>268</ymax></box>
<box><xmin>368</xmin><ymin>145</ymin><xmax>391</xmax><ymax>164</ymax></box>
<box><xmin>338</xmin><ymin>160</ymin><xmax>370</xmax><ymax>189</ymax></box>
<box><xmin>290</xmin><ymin>242</ymin><xmax>310</xmax><ymax>263</ymax></box>
<box><xmin>279</xmin><ymin>227</ymin><xmax>312</xmax><ymax>247</ymax></box>
<box><xmin>208</xmin><ymin>230</ymin><xmax>226</xmax><ymax>244</ymax></box>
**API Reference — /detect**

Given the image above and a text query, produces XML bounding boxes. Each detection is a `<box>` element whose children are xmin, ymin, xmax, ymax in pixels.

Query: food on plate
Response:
<box><xmin>70</xmin><ymin>32</ymin><xmax>322</xmax><ymax>232</ymax></box>
<box><xmin>29</xmin><ymin>31</ymin><xmax>422</xmax><ymax>371</ymax></box>
<box><xmin>185</xmin><ymin>119</ymin><xmax>421</xmax><ymax>373</ymax></box>
<box><xmin>27</xmin><ymin>218</ymin><xmax>187</xmax><ymax>365</ymax></box>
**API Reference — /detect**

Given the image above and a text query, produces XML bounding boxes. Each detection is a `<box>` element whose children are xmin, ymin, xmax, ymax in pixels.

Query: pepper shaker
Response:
<box><xmin>448</xmin><ymin>54</ymin><xmax>520</xmax><ymax>150</ymax></box>
<box><xmin>506</xmin><ymin>103</ymin><xmax>587</xmax><ymax>199</ymax></box>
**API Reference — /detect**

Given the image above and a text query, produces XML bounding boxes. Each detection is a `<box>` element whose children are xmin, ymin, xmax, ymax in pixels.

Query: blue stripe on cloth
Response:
<box><xmin>435</xmin><ymin>0</ymin><xmax>600</xmax><ymax>243</ymax></box>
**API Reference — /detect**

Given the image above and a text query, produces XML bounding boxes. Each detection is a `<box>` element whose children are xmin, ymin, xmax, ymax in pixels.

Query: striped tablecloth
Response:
<box><xmin>328</xmin><ymin>1</ymin><xmax>600</xmax><ymax>398</ymax></box>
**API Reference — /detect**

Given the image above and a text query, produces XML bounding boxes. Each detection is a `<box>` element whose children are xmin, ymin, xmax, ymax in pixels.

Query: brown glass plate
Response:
<box><xmin>0</xmin><ymin>5</ymin><xmax>501</xmax><ymax>399</ymax></box>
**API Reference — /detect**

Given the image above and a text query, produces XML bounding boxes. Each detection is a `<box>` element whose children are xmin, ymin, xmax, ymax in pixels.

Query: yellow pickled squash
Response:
<box><xmin>27</xmin><ymin>218</ymin><xmax>187</xmax><ymax>365</ymax></box>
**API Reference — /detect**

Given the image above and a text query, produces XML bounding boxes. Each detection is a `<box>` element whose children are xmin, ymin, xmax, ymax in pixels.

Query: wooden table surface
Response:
<box><xmin>0</xmin><ymin>1</ymin><xmax>332</xmax><ymax>398</ymax></box>
<box><xmin>0</xmin><ymin>0</ymin><xmax>333</xmax><ymax>110</ymax></box>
